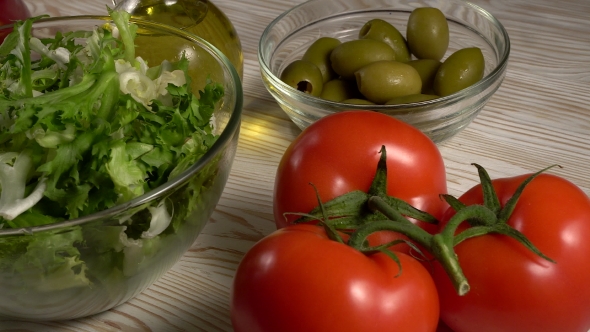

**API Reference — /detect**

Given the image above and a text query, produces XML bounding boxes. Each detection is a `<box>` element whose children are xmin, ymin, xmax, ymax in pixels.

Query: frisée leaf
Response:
<box><xmin>0</xmin><ymin>8</ymin><xmax>225</xmax><ymax>296</ymax></box>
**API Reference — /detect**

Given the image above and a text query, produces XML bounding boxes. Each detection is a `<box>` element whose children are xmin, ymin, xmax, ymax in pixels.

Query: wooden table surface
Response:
<box><xmin>2</xmin><ymin>0</ymin><xmax>590</xmax><ymax>331</ymax></box>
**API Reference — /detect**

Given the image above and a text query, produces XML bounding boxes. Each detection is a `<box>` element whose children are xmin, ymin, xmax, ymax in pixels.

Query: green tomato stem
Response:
<box><xmin>362</xmin><ymin>195</ymin><xmax>470</xmax><ymax>295</ymax></box>
<box><xmin>439</xmin><ymin>204</ymin><xmax>499</xmax><ymax>242</ymax></box>
<box><xmin>366</xmin><ymin>195</ymin><xmax>431</xmax><ymax>246</ymax></box>
<box><xmin>431</xmin><ymin>233</ymin><xmax>470</xmax><ymax>295</ymax></box>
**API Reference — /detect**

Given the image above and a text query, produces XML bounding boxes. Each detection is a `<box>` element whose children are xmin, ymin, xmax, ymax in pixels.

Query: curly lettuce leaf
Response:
<box><xmin>0</xmin><ymin>8</ymin><xmax>224</xmax><ymax>296</ymax></box>
<box><xmin>5</xmin><ymin>227</ymin><xmax>90</xmax><ymax>292</ymax></box>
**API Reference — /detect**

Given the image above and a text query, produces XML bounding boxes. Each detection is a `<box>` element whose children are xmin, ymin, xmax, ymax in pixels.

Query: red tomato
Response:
<box><xmin>0</xmin><ymin>0</ymin><xmax>31</xmax><ymax>42</ymax></box>
<box><xmin>436</xmin><ymin>321</ymin><xmax>455</xmax><ymax>332</ymax></box>
<box><xmin>231</xmin><ymin>224</ymin><xmax>440</xmax><ymax>332</ymax></box>
<box><xmin>273</xmin><ymin>110</ymin><xmax>447</xmax><ymax>235</ymax></box>
<box><xmin>434</xmin><ymin>173</ymin><xmax>590</xmax><ymax>332</ymax></box>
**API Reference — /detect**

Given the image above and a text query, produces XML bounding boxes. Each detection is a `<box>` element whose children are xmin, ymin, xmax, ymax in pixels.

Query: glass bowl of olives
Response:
<box><xmin>258</xmin><ymin>0</ymin><xmax>510</xmax><ymax>143</ymax></box>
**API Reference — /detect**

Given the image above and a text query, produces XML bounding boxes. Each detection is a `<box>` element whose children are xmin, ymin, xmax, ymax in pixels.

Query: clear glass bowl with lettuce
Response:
<box><xmin>0</xmin><ymin>10</ymin><xmax>242</xmax><ymax>321</ymax></box>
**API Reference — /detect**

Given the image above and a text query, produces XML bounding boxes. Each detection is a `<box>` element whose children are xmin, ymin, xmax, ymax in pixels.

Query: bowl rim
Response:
<box><xmin>258</xmin><ymin>0</ymin><xmax>511</xmax><ymax>113</ymax></box>
<box><xmin>0</xmin><ymin>15</ymin><xmax>243</xmax><ymax>236</ymax></box>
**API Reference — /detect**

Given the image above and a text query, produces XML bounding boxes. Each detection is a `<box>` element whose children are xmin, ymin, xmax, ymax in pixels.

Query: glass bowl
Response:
<box><xmin>258</xmin><ymin>0</ymin><xmax>510</xmax><ymax>143</ymax></box>
<box><xmin>0</xmin><ymin>16</ymin><xmax>242</xmax><ymax>321</ymax></box>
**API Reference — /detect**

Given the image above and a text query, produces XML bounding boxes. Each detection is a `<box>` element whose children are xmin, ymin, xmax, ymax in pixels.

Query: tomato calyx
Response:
<box><xmin>293</xmin><ymin>146</ymin><xmax>557</xmax><ymax>296</ymax></box>
<box><xmin>293</xmin><ymin>145</ymin><xmax>438</xmax><ymax>229</ymax></box>
<box><xmin>438</xmin><ymin>163</ymin><xmax>558</xmax><ymax>263</ymax></box>
<box><xmin>302</xmin><ymin>181</ymin><xmax>426</xmax><ymax>279</ymax></box>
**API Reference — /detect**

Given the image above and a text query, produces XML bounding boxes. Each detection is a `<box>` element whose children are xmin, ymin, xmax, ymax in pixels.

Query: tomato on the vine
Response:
<box><xmin>434</xmin><ymin>172</ymin><xmax>590</xmax><ymax>332</ymax></box>
<box><xmin>231</xmin><ymin>224</ymin><xmax>440</xmax><ymax>332</ymax></box>
<box><xmin>273</xmin><ymin>110</ymin><xmax>447</xmax><ymax>234</ymax></box>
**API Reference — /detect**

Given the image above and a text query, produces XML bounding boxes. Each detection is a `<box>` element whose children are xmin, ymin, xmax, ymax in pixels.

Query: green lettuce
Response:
<box><xmin>0</xmin><ymin>9</ymin><xmax>223</xmax><ymax>294</ymax></box>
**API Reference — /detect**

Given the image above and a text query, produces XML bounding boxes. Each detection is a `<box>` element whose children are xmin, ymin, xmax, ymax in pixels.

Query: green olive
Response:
<box><xmin>330</xmin><ymin>39</ymin><xmax>396</xmax><ymax>80</ymax></box>
<box><xmin>406</xmin><ymin>7</ymin><xmax>449</xmax><ymax>61</ymax></box>
<box><xmin>279</xmin><ymin>60</ymin><xmax>324</xmax><ymax>97</ymax></box>
<box><xmin>320</xmin><ymin>78</ymin><xmax>361</xmax><ymax>102</ymax></box>
<box><xmin>406</xmin><ymin>59</ymin><xmax>442</xmax><ymax>94</ymax></box>
<box><xmin>342</xmin><ymin>98</ymin><xmax>375</xmax><ymax>105</ymax></box>
<box><xmin>355</xmin><ymin>60</ymin><xmax>422</xmax><ymax>104</ymax></box>
<box><xmin>433</xmin><ymin>47</ymin><xmax>485</xmax><ymax>97</ymax></box>
<box><xmin>301</xmin><ymin>37</ymin><xmax>342</xmax><ymax>83</ymax></box>
<box><xmin>385</xmin><ymin>94</ymin><xmax>439</xmax><ymax>105</ymax></box>
<box><xmin>359</xmin><ymin>19</ymin><xmax>411</xmax><ymax>63</ymax></box>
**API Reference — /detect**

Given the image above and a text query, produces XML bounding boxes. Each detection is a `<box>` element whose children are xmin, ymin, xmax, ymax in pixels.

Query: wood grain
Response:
<box><xmin>2</xmin><ymin>0</ymin><xmax>590</xmax><ymax>331</ymax></box>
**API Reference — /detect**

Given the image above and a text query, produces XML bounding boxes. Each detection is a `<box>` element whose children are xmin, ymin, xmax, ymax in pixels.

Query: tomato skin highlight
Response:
<box><xmin>273</xmin><ymin>110</ymin><xmax>447</xmax><ymax>234</ymax></box>
<box><xmin>231</xmin><ymin>224</ymin><xmax>440</xmax><ymax>332</ymax></box>
<box><xmin>434</xmin><ymin>173</ymin><xmax>590</xmax><ymax>332</ymax></box>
